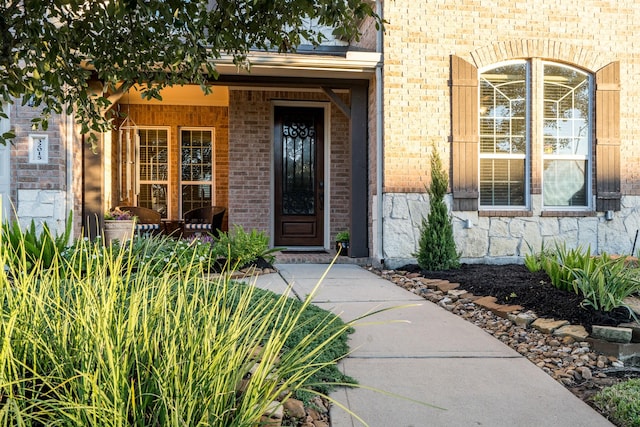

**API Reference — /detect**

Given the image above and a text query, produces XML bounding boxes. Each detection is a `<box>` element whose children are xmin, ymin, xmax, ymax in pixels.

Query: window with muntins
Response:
<box><xmin>180</xmin><ymin>128</ymin><xmax>214</xmax><ymax>215</ymax></box>
<box><xmin>479</xmin><ymin>62</ymin><xmax>528</xmax><ymax>207</ymax></box>
<box><xmin>542</xmin><ymin>64</ymin><xmax>591</xmax><ymax>208</ymax></box>
<box><xmin>137</xmin><ymin>128</ymin><xmax>169</xmax><ymax>218</ymax></box>
<box><xmin>477</xmin><ymin>61</ymin><xmax>593</xmax><ymax>210</ymax></box>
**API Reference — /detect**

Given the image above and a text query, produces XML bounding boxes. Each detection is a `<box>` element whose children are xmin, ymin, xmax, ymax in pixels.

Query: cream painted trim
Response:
<box><xmin>270</xmin><ymin>100</ymin><xmax>331</xmax><ymax>250</ymax></box>
<box><xmin>216</xmin><ymin>51</ymin><xmax>381</xmax><ymax>79</ymax></box>
<box><xmin>135</xmin><ymin>126</ymin><xmax>172</xmax><ymax>216</ymax></box>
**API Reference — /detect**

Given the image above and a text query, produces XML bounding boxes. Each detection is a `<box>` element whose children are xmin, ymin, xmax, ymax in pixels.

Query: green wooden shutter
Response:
<box><xmin>450</xmin><ymin>55</ymin><xmax>479</xmax><ymax>211</ymax></box>
<box><xmin>595</xmin><ymin>61</ymin><xmax>621</xmax><ymax>212</ymax></box>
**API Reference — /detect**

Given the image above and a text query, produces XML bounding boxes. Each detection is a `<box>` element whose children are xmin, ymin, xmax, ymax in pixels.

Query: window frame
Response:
<box><xmin>540</xmin><ymin>61</ymin><xmax>593</xmax><ymax>211</ymax></box>
<box><xmin>136</xmin><ymin>126</ymin><xmax>171</xmax><ymax>219</ymax></box>
<box><xmin>179</xmin><ymin>127</ymin><xmax>216</xmax><ymax>217</ymax></box>
<box><xmin>478</xmin><ymin>60</ymin><xmax>531</xmax><ymax>211</ymax></box>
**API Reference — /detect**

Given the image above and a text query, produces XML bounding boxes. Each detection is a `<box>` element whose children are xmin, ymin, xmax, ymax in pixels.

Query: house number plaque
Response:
<box><xmin>28</xmin><ymin>134</ymin><xmax>49</xmax><ymax>164</ymax></box>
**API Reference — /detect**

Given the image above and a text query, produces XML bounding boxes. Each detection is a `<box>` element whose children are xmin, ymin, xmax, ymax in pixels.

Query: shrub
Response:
<box><xmin>1</xmin><ymin>210</ymin><xmax>72</xmax><ymax>273</ymax></box>
<box><xmin>215</xmin><ymin>224</ymin><xmax>280</xmax><ymax>267</ymax></box>
<box><xmin>593</xmin><ymin>379</ymin><xmax>640</xmax><ymax>427</ymax></box>
<box><xmin>1</xmin><ymin>226</ymin><xmax>356</xmax><ymax>426</ymax></box>
<box><xmin>414</xmin><ymin>146</ymin><xmax>459</xmax><ymax>270</ymax></box>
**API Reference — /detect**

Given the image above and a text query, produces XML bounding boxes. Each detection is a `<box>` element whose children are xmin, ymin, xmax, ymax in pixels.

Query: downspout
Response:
<box><xmin>375</xmin><ymin>0</ymin><xmax>384</xmax><ymax>264</ymax></box>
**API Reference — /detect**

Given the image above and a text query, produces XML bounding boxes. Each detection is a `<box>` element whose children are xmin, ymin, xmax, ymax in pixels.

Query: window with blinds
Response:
<box><xmin>479</xmin><ymin>62</ymin><xmax>528</xmax><ymax>208</ymax></box>
<box><xmin>180</xmin><ymin>128</ymin><xmax>215</xmax><ymax>215</ymax></box>
<box><xmin>137</xmin><ymin>128</ymin><xmax>169</xmax><ymax>218</ymax></box>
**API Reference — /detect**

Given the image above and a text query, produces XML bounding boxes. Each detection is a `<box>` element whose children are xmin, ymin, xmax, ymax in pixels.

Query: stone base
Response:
<box><xmin>587</xmin><ymin>338</ymin><xmax>640</xmax><ymax>367</ymax></box>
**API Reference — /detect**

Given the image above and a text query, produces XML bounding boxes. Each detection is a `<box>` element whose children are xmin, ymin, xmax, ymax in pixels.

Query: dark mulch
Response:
<box><xmin>399</xmin><ymin>263</ymin><xmax>634</xmax><ymax>331</ymax></box>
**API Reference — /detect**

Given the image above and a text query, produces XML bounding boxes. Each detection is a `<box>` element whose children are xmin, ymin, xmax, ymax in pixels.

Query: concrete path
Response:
<box><xmin>250</xmin><ymin>263</ymin><xmax>613</xmax><ymax>427</ymax></box>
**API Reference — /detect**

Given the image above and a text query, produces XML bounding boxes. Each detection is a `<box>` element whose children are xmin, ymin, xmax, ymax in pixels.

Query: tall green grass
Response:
<box><xmin>1</xmin><ymin>232</ymin><xmax>355</xmax><ymax>426</ymax></box>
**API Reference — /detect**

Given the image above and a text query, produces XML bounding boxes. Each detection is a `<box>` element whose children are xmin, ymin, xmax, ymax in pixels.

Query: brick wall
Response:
<box><xmin>11</xmin><ymin>101</ymin><xmax>67</xmax><ymax>194</ymax></box>
<box><xmin>381</xmin><ymin>0</ymin><xmax>640</xmax><ymax>195</ymax></box>
<box><xmin>117</xmin><ymin>104</ymin><xmax>229</xmax><ymax>227</ymax></box>
<box><xmin>228</xmin><ymin>90</ymin><xmax>351</xmax><ymax>244</ymax></box>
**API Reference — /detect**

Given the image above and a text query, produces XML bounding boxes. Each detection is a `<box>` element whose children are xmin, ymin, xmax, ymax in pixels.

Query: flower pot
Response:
<box><xmin>103</xmin><ymin>220</ymin><xmax>135</xmax><ymax>244</ymax></box>
<box><xmin>336</xmin><ymin>241</ymin><xmax>350</xmax><ymax>256</ymax></box>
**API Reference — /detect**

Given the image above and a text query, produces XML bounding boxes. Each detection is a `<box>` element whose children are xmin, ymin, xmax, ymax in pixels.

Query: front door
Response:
<box><xmin>274</xmin><ymin>106</ymin><xmax>324</xmax><ymax>247</ymax></box>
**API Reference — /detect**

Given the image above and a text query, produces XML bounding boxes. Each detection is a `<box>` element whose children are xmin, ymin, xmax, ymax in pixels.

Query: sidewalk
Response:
<box><xmin>251</xmin><ymin>263</ymin><xmax>613</xmax><ymax>427</ymax></box>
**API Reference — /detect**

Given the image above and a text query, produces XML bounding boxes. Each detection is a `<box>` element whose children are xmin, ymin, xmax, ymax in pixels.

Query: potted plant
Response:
<box><xmin>335</xmin><ymin>230</ymin><xmax>350</xmax><ymax>256</ymax></box>
<box><xmin>103</xmin><ymin>207</ymin><xmax>136</xmax><ymax>244</ymax></box>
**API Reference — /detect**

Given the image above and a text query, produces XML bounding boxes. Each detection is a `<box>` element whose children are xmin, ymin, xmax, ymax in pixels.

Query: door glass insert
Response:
<box><xmin>281</xmin><ymin>119</ymin><xmax>316</xmax><ymax>215</ymax></box>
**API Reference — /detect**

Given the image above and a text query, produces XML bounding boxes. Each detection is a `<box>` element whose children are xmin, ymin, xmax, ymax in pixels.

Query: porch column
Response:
<box><xmin>350</xmin><ymin>85</ymin><xmax>368</xmax><ymax>258</ymax></box>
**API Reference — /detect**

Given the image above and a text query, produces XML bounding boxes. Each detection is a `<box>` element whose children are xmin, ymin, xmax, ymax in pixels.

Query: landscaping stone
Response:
<box><xmin>473</xmin><ymin>295</ymin><xmax>523</xmax><ymax>318</ymax></box>
<box><xmin>591</xmin><ymin>325</ymin><xmax>633</xmax><ymax>343</ymax></box>
<box><xmin>531</xmin><ymin>318</ymin><xmax>569</xmax><ymax>334</ymax></box>
<box><xmin>283</xmin><ymin>398</ymin><xmax>306</xmax><ymax>419</ymax></box>
<box><xmin>553</xmin><ymin>325</ymin><xmax>589</xmax><ymax>341</ymax></box>
<box><xmin>514</xmin><ymin>312</ymin><xmax>537</xmax><ymax>327</ymax></box>
<box><xmin>433</xmin><ymin>281</ymin><xmax>460</xmax><ymax>292</ymax></box>
<box><xmin>618</xmin><ymin>321</ymin><xmax>640</xmax><ymax>343</ymax></box>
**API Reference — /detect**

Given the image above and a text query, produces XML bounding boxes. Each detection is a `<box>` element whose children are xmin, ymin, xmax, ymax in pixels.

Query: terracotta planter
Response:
<box><xmin>103</xmin><ymin>220</ymin><xmax>135</xmax><ymax>244</ymax></box>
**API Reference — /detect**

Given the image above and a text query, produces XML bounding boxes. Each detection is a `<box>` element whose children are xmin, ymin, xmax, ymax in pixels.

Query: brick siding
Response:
<box><xmin>379</xmin><ymin>0</ymin><xmax>640</xmax><ymax>195</ymax></box>
<box><xmin>228</xmin><ymin>90</ymin><xmax>351</xmax><ymax>244</ymax></box>
<box><xmin>117</xmin><ymin>104</ymin><xmax>229</xmax><ymax>228</ymax></box>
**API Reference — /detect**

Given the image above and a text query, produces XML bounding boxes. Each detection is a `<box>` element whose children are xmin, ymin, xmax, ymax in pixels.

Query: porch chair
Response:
<box><xmin>117</xmin><ymin>206</ymin><xmax>162</xmax><ymax>236</ymax></box>
<box><xmin>183</xmin><ymin>206</ymin><xmax>226</xmax><ymax>238</ymax></box>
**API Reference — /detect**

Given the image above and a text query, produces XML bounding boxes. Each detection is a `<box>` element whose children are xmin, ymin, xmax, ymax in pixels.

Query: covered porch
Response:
<box><xmin>82</xmin><ymin>50</ymin><xmax>380</xmax><ymax>258</ymax></box>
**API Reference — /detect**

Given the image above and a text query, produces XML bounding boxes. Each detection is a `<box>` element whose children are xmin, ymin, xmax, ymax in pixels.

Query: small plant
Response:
<box><xmin>540</xmin><ymin>243</ymin><xmax>593</xmax><ymax>293</ymax></box>
<box><xmin>104</xmin><ymin>207</ymin><xmax>135</xmax><ymax>220</ymax></box>
<box><xmin>414</xmin><ymin>144</ymin><xmax>460</xmax><ymax>271</ymax></box>
<box><xmin>593</xmin><ymin>379</ymin><xmax>640</xmax><ymax>427</ymax></box>
<box><xmin>215</xmin><ymin>224</ymin><xmax>280</xmax><ymax>267</ymax></box>
<box><xmin>336</xmin><ymin>230</ymin><xmax>349</xmax><ymax>242</ymax></box>
<box><xmin>570</xmin><ymin>253</ymin><xmax>640</xmax><ymax>314</ymax></box>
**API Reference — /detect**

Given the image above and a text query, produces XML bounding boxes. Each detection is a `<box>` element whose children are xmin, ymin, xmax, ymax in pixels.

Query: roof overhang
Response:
<box><xmin>214</xmin><ymin>50</ymin><xmax>382</xmax><ymax>80</ymax></box>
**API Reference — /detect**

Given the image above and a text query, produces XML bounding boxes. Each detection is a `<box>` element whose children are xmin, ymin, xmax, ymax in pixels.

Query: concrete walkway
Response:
<box><xmin>250</xmin><ymin>263</ymin><xmax>613</xmax><ymax>427</ymax></box>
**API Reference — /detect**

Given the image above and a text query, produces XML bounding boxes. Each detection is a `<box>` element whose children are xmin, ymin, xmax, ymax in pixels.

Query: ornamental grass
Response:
<box><xmin>0</xmin><ymin>231</ymin><xmax>355</xmax><ymax>426</ymax></box>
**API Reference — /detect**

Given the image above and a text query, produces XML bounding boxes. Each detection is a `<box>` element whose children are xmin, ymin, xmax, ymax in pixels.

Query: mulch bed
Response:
<box><xmin>399</xmin><ymin>263</ymin><xmax>634</xmax><ymax>331</ymax></box>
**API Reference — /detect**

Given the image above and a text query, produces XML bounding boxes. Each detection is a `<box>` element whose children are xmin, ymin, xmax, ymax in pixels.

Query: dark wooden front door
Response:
<box><xmin>274</xmin><ymin>106</ymin><xmax>324</xmax><ymax>247</ymax></box>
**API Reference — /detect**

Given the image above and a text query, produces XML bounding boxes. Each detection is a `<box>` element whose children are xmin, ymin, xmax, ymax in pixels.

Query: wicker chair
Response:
<box><xmin>183</xmin><ymin>206</ymin><xmax>226</xmax><ymax>238</ymax></box>
<box><xmin>116</xmin><ymin>206</ymin><xmax>162</xmax><ymax>235</ymax></box>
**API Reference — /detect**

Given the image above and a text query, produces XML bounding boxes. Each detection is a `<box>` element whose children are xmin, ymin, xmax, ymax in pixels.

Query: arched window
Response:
<box><xmin>451</xmin><ymin>56</ymin><xmax>618</xmax><ymax>214</ymax></box>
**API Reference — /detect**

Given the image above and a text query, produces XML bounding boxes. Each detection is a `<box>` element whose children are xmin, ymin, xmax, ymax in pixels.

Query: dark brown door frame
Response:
<box><xmin>273</xmin><ymin>104</ymin><xmax>326</xmax><ymax>247</ymax></box>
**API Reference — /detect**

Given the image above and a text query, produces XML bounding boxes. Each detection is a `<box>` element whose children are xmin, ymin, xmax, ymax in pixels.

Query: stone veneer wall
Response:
<box><xmin>380</xmin><ymin>1</ymin><xmax>640</xmax><ymax>266</ymax></box>
<box><xmin>383</xmin><ymin>193</ymin><xmax>640</xmax><ymax>268</ymax></box>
